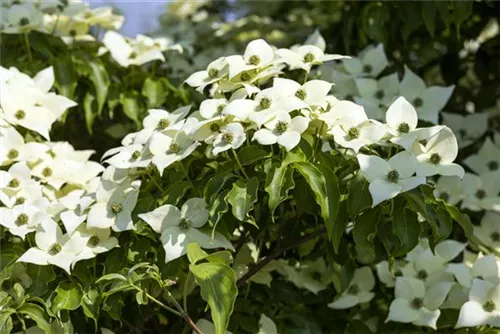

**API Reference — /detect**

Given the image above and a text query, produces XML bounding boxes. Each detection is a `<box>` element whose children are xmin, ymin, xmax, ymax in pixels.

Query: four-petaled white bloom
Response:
<box><xmin>328</xmin><ymin>267</ymin><xmax>375</xmax><ymax>309</ymax></box>
<box><xmin>475</xmin><ymin>212</ymin><xmax>500</xmax><ymax>253</ymax></box>
<box><xmin>354</xmin><ymin>73</ymin><xmax>399</xmax><ymax>120</ymax></box>
<box><xmin>212</xmin><ymin>123</ymin><xmax>246</xmax><ymax>155</ymax></box>
<box><xmin>455</xmin><ymin>279</ymin><xmax>500</xmax><ymax>328</ymax></box>
<box><xmin>464</xmin><ymin>137</ymin><xmax>500</xmax><ymax>174</ymax></box>
<box><xmin>342</xmin><ymin>44</ymin><xmax>389</xmax><ymax>78</ymax></box>
<box><xmin>138</xmin><ymin>198</ymin><xmax>233</xmax><ymax>263</ymax></box>
<box><xmin>277</xmin><ymin>45</ymin><xmax>348</xmax><ymax>73</ymax></box>
<box><xmin>358</xmin><ymin>151</ymin><xmax>426</xmax><ymax>207</ymax></box>
<box><xmin>461</xmin><ymin>172</ymin><xmax>500</xmax><ymax>212</ymax></box>
<box><xmin>253</xmin><ymin>112</ymin><xmax>309</xmax><ymax>151</ymax></box>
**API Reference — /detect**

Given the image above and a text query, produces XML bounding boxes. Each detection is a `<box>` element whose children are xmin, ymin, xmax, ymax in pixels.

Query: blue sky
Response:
<box><xmin>87</xmin><ymin>0</ymin><xmax>168</xmax><ymax>36</ymax></box>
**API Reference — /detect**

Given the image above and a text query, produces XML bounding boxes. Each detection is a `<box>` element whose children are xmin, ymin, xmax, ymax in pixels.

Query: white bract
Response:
<box><xmin>253</xmin><ymin>112</ymin><xmax>309</xmax><ymax>151</ymax></box>
<box><xmin>461</xmin><ymin>172</ymin><xmax>500</xmax><ymax>212</ymax></box>
<box><xmin>455</xmin><ymin>279</ymin><xmax>500</xmax><ymax>328</ymax></box>
<box><xmin>399</xmin><ymin>65</ymin><xmax>454</xmax><ymax>124</ymax></box>
<box><xmin>138</xmin><ymin>198</ymin><xmax>233</xmax><ymax>263</ymax></box>
<box><xmin>357</xmin><ymin>151</ymin><xmax>426</xmax><ymax>207</ymax></box>
<box><xmin>386</xmin><ymin>277</ymin><xmax>454</xmax><ymax>329</ymax></box>
<box><xmin>354</xmin><ymin>73</ymin><xmax>399</xmax><ymax>120</ymax></box>
<box><xmin>342</xmin><ymin>44</ymin><xmax>389</xmax><ymax>77</ymax></box>
<box><xmin>433</xmin><ymin>176</ymin><xmax>464</xmax><ymax>205</ymax></box>
<box><xmin>328</xmin><ymin>267</ymin><xmax>375</xmax><ymax>309</ymax></box>
<box><xmin>277</xmin><ymin>44</ymin><xmax>348</xmax><ymax>73</ymax></box>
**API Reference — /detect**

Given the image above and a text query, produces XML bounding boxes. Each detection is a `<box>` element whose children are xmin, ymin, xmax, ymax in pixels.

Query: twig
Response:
<box><xmin>231</xmin><ymin>149</ymin><xmax>250</xmax><ymax>180</ymax></box>
<box><xmin>236</xmin><ymin>226</ymin><xmax>326</xmax><ymax>288</ymax></box>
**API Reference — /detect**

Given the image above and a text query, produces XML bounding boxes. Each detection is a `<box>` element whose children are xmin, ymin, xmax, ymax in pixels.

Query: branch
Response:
<box><xmin>236</xmin><ymin>226</ymin><xmax>326</xmax><ymax>288</ymax></box>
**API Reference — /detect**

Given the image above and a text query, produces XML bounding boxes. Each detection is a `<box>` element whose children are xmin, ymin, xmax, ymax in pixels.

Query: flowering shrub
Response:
<box><xmin>1</xmin><ymin>1</ymin><xmax>499</xmax><ymax>334</ymax></box>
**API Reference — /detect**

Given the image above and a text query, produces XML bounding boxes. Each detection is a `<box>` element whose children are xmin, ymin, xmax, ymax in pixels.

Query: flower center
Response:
<box><xmin>129</xmin><ymin>52</ymin><xmax>137</xmax><ymax>59</ymax></box>
<box><xmin>394</xmin><ymin>270</ymin><xmax>402</xmax><ymax>277</ymax></box>
<box><xmin>131</xmin><ymin>150</ymin><xmax>141</xmax><ymax>160</ymax></box>
<box><xmin>87</xmin><ymin>236</ymin><xmax>100</xmax><ymax>247</ymax></box>
<box><xmin>411</xmin><ymin>298</ymin><xmax>424</xmax><ymax>310</ymax></box>
<box><xmin>240</xmin><ymin>71</ymin><xmax>252</xmax><ymax>82</ymax></box>
<box><xmin>222</xmin><ymin>132</ymin><xmax>234</xmax><ymax>144</ymax></box>
<box><xmin>483</xmin><ymin>300</ymin><xmax>496</xmax><ymax>312</ymax></box>
<box><xmin>259</xmin><ymin>97</ymin><xmax>271</xmax><ymax>109</ymax></box>
<box><xmin>15</xmin><ymin>197</ymin><xmax>25</xmax><ymax>205</ymax></box>
<box><xmin>429</xmin><ymin>153</ymin><xmax>441</xmax><ymax>165</ymax></box>
<box><xmin>347</xmin><ymin>127</ymin><xmax>360</xmax><ymax>140</ymax></box>
<box><xmin>8</xmin><ymin>178</ymin><xmax>20</xmax><ymax>188</ymax></box>
<box><xmin>249</xmin><ymin>55</ymin><xmax>260</xmax><ymax>65</ymax></box>
<box><xmin>398</xmin><ymin>122</ymin><xmax>410</xmax><ymax>133</ymax></box>
<box><xmin>19</xmin><ymin>18</ymin><xmax>30</xmax><ymax>26</ymax></box>
<box><xmin>179</xmin><ymin>218</ymin><xmax>191</xmax><ymax>231</ymax></box>
<box><xmin>487</xmin><ymin>161</ymin><xmax>499</xmax><ymax>171</ymax></box>
<box><xmin>476</xmin><ymin>189</ymin><xmax>486</xmax><ymax>199</ymax></box>
<box><xmin>15</xmin><ymin>213</ymin><xmax>29</xmax><ymax>226</ymax></box>
<box><xmin>417</xmin><ymin>270</ymin><xmax>428</xmax><ymax>280</ymax></box>
<box><xmin>42</xmin><ymin>167</ymin><xmax>53</xmax><ymax>177</ymax></box>
<box><xmin>14</xmin><ymin>110</ymin><xmax>25</xmax><ymax>120</ymax></box>
<box><xmin>387</xmin><ymin>170</ymin><xmax>399</xmax><ymax>183</ymax></box>
<box><xmin>48</xmin><ymin>243</ymin><xmax>62</xmax><ymax>255</ymax></box>
<box><xmin>303</xmin><ymin>52</ymin><xmax>315</xmax><ymax>63</ymax></box>
<box><xmin>48</xmin><ymin>150</ymin><xmax>56</xmax><ymax>158</ymax></box>
<box><xmin>413</xmin><ymin>98</ymin><xmax>424</xmax><ymax>107</ymax></box>
<box><xmin>375</xmin><ymin>90</ymin><xmax>385</xmax><ymax>100</ymax></box>
<box><xmin>111</xmin><ymin>203</ymin><xmax>122</xmax><ymax>214</ymax></box>
<box><xmin>347</xmin><ymin>284</ymin><xmax>359</xmax><ymax>295</ymax></box>
<box><xmin>490</xmin><ymin>232</ymin><xmax>500</xmax><ymax>242</ymax></box>
<box><xmin>295</xmin><ymin>89</ymin><xmax>307</xmax><ymax>100</ymax></box>
<box><xmin>168</xmin><ymin>143</ymin><xmax>180</xmax><ymax>154</ymax></box>
<box><xmin>210</xmin><ymin>123</ymin><xmax>221</xmax><ymax>132</ymax></box>
<box><xmin>69</xmin><ymin>29</ymin><xmax>77</xmax><ymax>37</ymax></box>
<box><xmin>7</xmin><ymin>149</ymin><xmax>19</xmax><ymax>160</ymax></box>
<box><xmin>275</xmin><ymin>121</ymin><xmax>288</xmax><ymax>134</ymax></box>
<box><xmin>363</xmin><ymin>64</ymin><xmax>372</xmax><ymax>73</ymax></box>
<box><xmin>208</xmin><ymin>68</ymin><xmax>219</xmax><ymax>78</ymax></box>
<box><xmin>216</xmin><ymin>104</ymin><xmax>227</xmax><ymax>114</ymax></box>
<box><xmin>158</xmin><ymin>118</ymin><xmax>170</xmax><ymax>128</ymax></box>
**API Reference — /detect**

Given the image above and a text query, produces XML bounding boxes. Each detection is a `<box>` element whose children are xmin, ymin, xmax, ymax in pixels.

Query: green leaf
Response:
<box><xmin>104</xmin><ymin>247</ymin><xmax>128</xmax><ymax>274</ymax></box>
<box><xmin>237</xmin><ymin>145</ymin><xmax>271</xmax><ymax>166</ymax></box>
<box><xmin>187</xmin><ymin>243</ymin><xmax>209</xmax><ymax>264</ymax></box>
<box><xmin>96</xmin><ymin>274</ymin><xmax>127</xmax><ymax>284</ymax></box>
<box><xmin>209</xmin><ymin>189</ymin><xmax>231</xmax><ymax>228</ymax></box>
<box><xmin>404</xmin><ymin>191</ymin><xmax>439</xmax><ymax>239</ymax></box>
<box><xmin>159</xmin><ymin>181</ymin><xmax>191</xmax><ymax>206</ymax></box>
<box><xmin>189</xmin><ymin>262</ymin><xmax>238</xmax><ymax>334</ymax></box>
<box><xmin>332</xmin><ymin>201</ymin><xmax>349</xmax><ymax>253</ymax></box>
<box><xmin>26</xmin><ymin>264</ymin><xmax>56</xmax><ymax>296</ymax></box>
<box><xmin>51</xmin><ymin>55</ymin><xmax>77</xmax><ymax>100</ymax></box>
<box><xmin>83</xmin><ymin>55</ymin><xmax>110</xmax><ymax>116</ymax></box>
<box><xmin>52</xmin><ymin>282</ymin><xmax>84</xmax><ymax>313</ymax></box>
<box><xmin>360</xmin><ymin>2</ymin><xmax>389</xmax><ymax>44</ymax></box>
<box><xmin>18</xmin><ymin>303</ymin><xmax>51</xmax><ymax>334</ymax></box>
<box><xmin>353</xmin><ymin>209</ymin><xmax>380</xmax><ymax>255</ymax></box>
<box><xmin>226</xmin><ymin>177</ymin><xmax>259</xmax><ymax>226</ymax></box>
<box><xmin>293</xmin><ymin>162</ymin><xmax>340</xmax><ymax>239</ymax></box>
<box><xmin>204</xmin><ymin>173</ymin><xmax>237</xmax><ymax>207</ymax></box>
<box><xmin>421</xmin><ymin>2</ymin><xmax>437</xmax><ymax>37</ymax></box>
<box><xmin>142</xmin><ymin>77</ymin><xmax>168</xmax><ymax>108</ymax></box>
<box><xmin>83</xmin><ymin>92</ymin><xmax>97</xmax><ymax>134</ymax></box>
<box><xmin>444</xmin><ymin>204</ymin><xmax>476</xmax><ymax>242</ymax></box>
<box><xmin>135</xmin><ymin>290</ymin><xmax>148</xmax><ymax>305</ymax></box>
<box><xmin>120</xmin><ymin>91</ymin><xmax>143</xmax><ymax>127</ymax></box>
<box><xmin>0</xmin><ymin>310</ymin><xmax>13</xmax><ymax>334</ymax></box>
<box><xmin>265</xmin><ymin>163</ymin><xmax>295</xmax><ymax>221</ymax></box>
<box><xmin>348</xmin><ymin>174</ymin><xmax>372</xmax><ymax>218</ymax></box>
<box><xmin>392</xmin><ymin>207</ymin><xmax>421</xmax><ymax>257</ymax></box>
<box><xmin>81</xmin><ymin>288</ymin><xmax>101</xmax><ymax>326</ymax></box>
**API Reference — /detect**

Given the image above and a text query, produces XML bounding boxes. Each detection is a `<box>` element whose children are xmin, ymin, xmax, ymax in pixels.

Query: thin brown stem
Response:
<box><xmin>236</xmin><ymin>226</ymin><xmax>326</xmax><ymax>288</ymax></box>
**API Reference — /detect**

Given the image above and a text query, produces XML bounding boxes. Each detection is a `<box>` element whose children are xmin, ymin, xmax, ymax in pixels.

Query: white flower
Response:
<box><xmin>72</xmin><ymin>6</ymin><xmax>124</xmax><ymax>30</ymax></box>
<box><xmin>276</xmin><ymin>45</ymin><xmax>348</xmax><ymax>73</ymax></box>
<box><xmin>273</xmin><ymin>259</ymin><xmax>328</xmax><ymax>294</ymax></box>
<box><xmin>357</xmin><ymin>151</ymin><xmax>426</xmax><ymax>207</ymax></box>
<box><xmin>475</xmin><ymin>212</ymin><xmax>500</xmax><ymax>253</ymax></box>
<box><xmin>441</xmin><ymin>112</ymin><xmax>488</xmax><ymax>148</ymax></box>
<box><xmin>399</xmin><ymin>65</ymin><xmax>454</xmax><ymax>124</ymax></box>
<box><xmin>455</xmin><ymin>279</ymin><xmax>500</xmax><ymax>328</ymax></box>
<box><xmin>433</xmin><ymin>176</ymin><xmax>464</xmax><ymax>205</ymax></box>
<box><xmin>342</xmin><ymin>44</ymin><xmax>388</xmax><ymax>77</ymax></box>
<box><xmin>253</xmin><ymin>112</ymin><xmax>309</xmax><ymax>151</ymax></box>
<box><xmin>258</xmin><ymin>314</ymin><xmax>278</xmax><ymax>334</ymax></box>
<box><xmin>199</xmin><ymin>98</ymin><xmax>228</xmax><ymax>119</ymax></box>
<box><xmin>375</xmin><ymin>260</ymin><xmax>405</xmax><ymax>288</ymax></box>
<box><xmin>138</xmin><ymin>198</ymin><xmax>233</xmax><ymax>263</ymax></box>
<box><xmin>17</xmin><ymin>219</ymin><xmax>86</xmax><ymax>274</ymax></box>
<box><xmin>60</xmin><ymin>195</ymin><xmax>95</xmax><ymax>235</ymax></box>
<box><xmin>225</xmin><ymin>39</ymin><xmax>275</xmax><ymax>79</ymax></box>
<box><xmin>103</xmin><ymin>144</ymin><xmax>151</xmax><ymax>170</ymax></box>
<box><xmin>1</xmin><ymin>66</ymin><xmax>77</xmax><ymax>139</ymax></box>
<box><xmin>71</xmin><ymin>225</ymin><xmax>119</xmax><ymax>265</ymax></box>
<box><xmin>328</xmin><ymin>267</ymin><xmax>375</xmax><ymax>309</ymax></box>
<box><xmin>1</xmin><ymin>3</ymin><xmax>44</xmax><ymax>34</ymax></box>
<box><xmin>142</xmin><ymin>106</ymin><xmax>190</xmax><ymax>132</ymax></box>
<box><xmin>0</xmin><ymin>203</ymin><xmax>45</xmax><ymax>239</ymax></box>
<box><xmin>185</xmin><ymin>57</ymin><xmax>228</xmax><ymax>93</ymax></box>
<box><xmin>461</xmin><ymin>172</ymin><xmax>500</xmax><ymax>212</ymax></box>
<box><xmin>447</xmin><ymin>255</ymin><xmax>500</xmax><ymax>289</ymax></box>
<box><xmin>464</xmin><ymin>137</ymin><xmax>500</xmax><ymax>174</ymax></box>
<box><xmin>386</xmin><ymin>277</ymin><xmax>454</xmax><ymax>329</ymax></box>
<box><xmin>149</xmin><ymin>129</ymin><xmax>200</xmax><ymax>175</ymax></box>
<box><xmin>212</xmin><ymin>123</ymin><xmax>246</xmax><ymax>155</ymax></box>
<box><xmin>354</xmin><ymin>73</ymin><xmax>399</xmax><ymax>120</ymax></box>
<box><xmin>272</xmin><ymin>78</ymin><xmax>332</xmax><ymax>108</ymax></box>
<box><xmin>87</xmin><ymin>180</ymin><xmax>140</xmax><ymax>232</ymax></box>
<box><xmin>412</xmin><ymin>126</ymin><xmax>464</xmax><ymax>178</ymax></box>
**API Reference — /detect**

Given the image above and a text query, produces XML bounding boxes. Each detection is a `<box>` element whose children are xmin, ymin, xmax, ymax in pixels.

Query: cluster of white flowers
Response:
<box><xmin>1</xmin><ymin>0</ymin><xmax>123</xmax><ymax>40</ymax></box>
